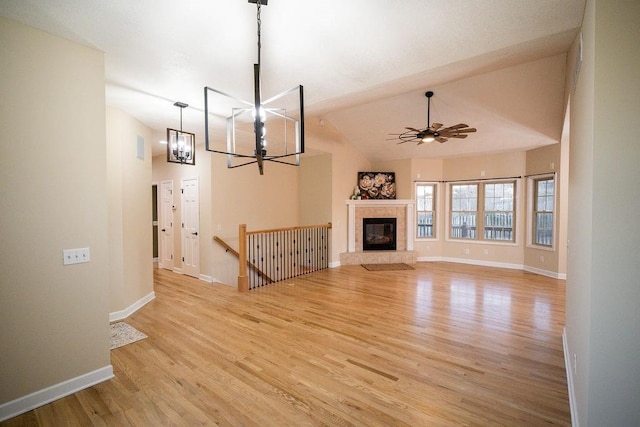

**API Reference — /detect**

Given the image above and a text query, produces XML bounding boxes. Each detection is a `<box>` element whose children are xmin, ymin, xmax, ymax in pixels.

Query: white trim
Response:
<box><xmin>199</xmin><ymin>274</ymin><xmax>213</xmax><ymax>283</ymax></box>
<box><xmin>417</xmin><ymin>257</ymin><xmax>566</xmax><ymax>279</ymax></box>
<box><xmin>523</xmin><ymin>265</ymin><xmax>566</xmax><ymax>280</ymax></box>
<box><xmin>0</xmin><ymin>365</ymin><xmax>114</xmax><ymax>422</ymax></box>
<box><xmin>444</xmin><ymin>179</ymin><xmax>521</xmax><ymax>245</ymax></box>
<box><xmin>563</xmin><ymin>328</ymin><xmax>579</xmax><ymax>426</ymax></box>
<box><xmin>109</xmin><ymin>291</ymin><xmax>156</xmax><ymax>322</ymax></box>
<box><xmin>329</xmin><ymin>261</ymin><xmax>341</xmax><ymax>268</ymax></box>
<box><xmin>346</xmin><ymin>199</ymin><xmax>414</xmax><ymax>206</ymax></box>
<box><xmin>440</xmin><ymin>257</ymin><xmax>522</xmax><ymax>270</ymax></box>
<box><xmin>172</xmin><ymin>267</ymin><xmax>184</xmax><ymax>275</ymax></box>
<box><xmin>416</xmin><ymin>256</ymin><xmax>442</xmax><ymax>262</ymax></box>
<box><xmin>526</xmin><ymin>174</ymin><xmax>556</xmax><ymax>250</ymax></box>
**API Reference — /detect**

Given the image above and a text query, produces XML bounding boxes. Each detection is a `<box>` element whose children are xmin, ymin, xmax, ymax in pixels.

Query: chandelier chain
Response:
<box><xmin>256</xmin><ymin>0</ymin><xmax>262</xmax><ymax>67</ymax></box>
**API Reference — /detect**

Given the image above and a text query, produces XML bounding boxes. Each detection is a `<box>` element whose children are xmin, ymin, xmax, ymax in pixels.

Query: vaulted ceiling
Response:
<box><xmin>0</xmin><ymin>0</ymin><xmax>585</xmax><ymax>161</ymax></box>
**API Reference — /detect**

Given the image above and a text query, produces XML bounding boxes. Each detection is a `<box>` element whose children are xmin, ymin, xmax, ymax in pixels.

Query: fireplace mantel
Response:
<box><xmin>345</xmin><ymin>199</ymin><xmax>415</xmax><ymax>253</ymax></box>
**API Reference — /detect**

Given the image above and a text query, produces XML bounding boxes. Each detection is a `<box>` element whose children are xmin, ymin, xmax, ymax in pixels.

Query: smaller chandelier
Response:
<box><xmin>167</xmin><ymin>101</ymin><xmax>196</xmax><ymax>166</ymax></box>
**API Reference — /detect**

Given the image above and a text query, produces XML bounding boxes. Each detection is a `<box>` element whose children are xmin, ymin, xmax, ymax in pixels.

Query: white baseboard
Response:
<box><xmin>440</xmin><ymin>257</ymin><xmax>523</xmax><ymax>271</ymax></box>
<box><xmin>109</xmin><ymin>291</ymin><xmax>156</xmax><ymax>322</ymax></box>
<box><xmin>416</xmin><ymin>256</ymin><xmax>443</xmax><ymax>262</ymax></box>
<box><xmin>374</xmin><ymin>257</ymin><xmax>567</xmax><ymax>279</ymax></box>
<box><xmin>524</xmin><ymin>265</ymin><xmax>567</xmax><ymax>280</ymax></box>
<box><xmin>0</xmin><ymin>365</ymin><xmax>114</xmax><ymax>422</ymax></box>
<box><xmin>172</xmin><ymin>268</ymin><xmax>183</xmax><ymax>275</ymax></box>
<box><xmin>199</xmin><ymin>274</ymin><xmax>213</xmax><ymax>283</ymax></box>
<box><xmin>563</xmin><ymin>328</ymin><xmax>578</xmax><ymax>426</ymax></box>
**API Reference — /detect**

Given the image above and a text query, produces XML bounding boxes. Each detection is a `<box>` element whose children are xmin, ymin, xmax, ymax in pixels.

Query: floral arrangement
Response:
<box><xmin>356</xmin><ymin>172</ymin><xmax>396</xmax><ymax>199</ymax></box>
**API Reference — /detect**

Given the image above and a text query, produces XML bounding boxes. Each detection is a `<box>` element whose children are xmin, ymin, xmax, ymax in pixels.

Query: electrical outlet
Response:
<box><xmin>540</xmin><ymin>255</ymin><xmax>545</xmax><ymax>263</ymax></box>
<box><xmin>483</xmin><ymin>249</ymin><xmax>489</xmax><ymax>255</ymax></box>
<box><xmin>63</xmin><ymin>247</ymin><xmax>91</xmax><ymax>265</ymax></box>
<box><xmin>464</xmin><ymin>248</ymin><xmax>470</xmax><ymax>255</ymax></box>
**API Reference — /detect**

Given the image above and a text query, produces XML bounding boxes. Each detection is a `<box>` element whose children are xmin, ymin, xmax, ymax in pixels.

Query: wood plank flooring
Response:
<box><xmin>3</xmin><ymin>262</ymin><xmax>570</xmax><ymax>426</ymax></box>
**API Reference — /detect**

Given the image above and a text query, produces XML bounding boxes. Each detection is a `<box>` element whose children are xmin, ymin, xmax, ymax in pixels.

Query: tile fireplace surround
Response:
<box><xmin>339</xmin><ymin>199</ymin><xmax>417</xmax><ymax>265</ymax></box>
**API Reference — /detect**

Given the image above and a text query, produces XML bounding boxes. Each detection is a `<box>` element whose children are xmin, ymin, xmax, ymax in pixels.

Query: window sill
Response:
<box><xmin>444</xmin><ymin>238</ymin><xmax>518</xmax><ymax>247</ymax></box>
<box><xmin>526</xmin><ymin>243</ymin><xmax>555</xmax><ymax>252</ymax></box>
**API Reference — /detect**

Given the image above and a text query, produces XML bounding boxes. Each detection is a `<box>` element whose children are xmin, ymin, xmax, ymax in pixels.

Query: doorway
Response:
<box><xmin>181</xmin><ymin>177</ymin><xmax>200</xmax><ymax>278</ymax></box>
<box><xmin>159</xmin><ymin>180</ymin><xmax>174</xmax><ymax>270</ymax></box>
<box><xmin>152</xmin><ymin>184</ymin><xmax>158</xmax><ymax>261</ymax></box>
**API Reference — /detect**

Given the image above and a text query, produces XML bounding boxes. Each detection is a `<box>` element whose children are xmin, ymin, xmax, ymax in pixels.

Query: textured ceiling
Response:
<box><xmin>0</xmin><ymin>0</ymin><xmax>585</xmax><ymax>161</ymax></box>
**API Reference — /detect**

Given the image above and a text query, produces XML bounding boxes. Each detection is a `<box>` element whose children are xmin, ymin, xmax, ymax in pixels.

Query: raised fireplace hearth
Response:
<box><xmin>363</xmin><ymin>218</ymin><xmax>397</xmax><ymax>251</ymax></box>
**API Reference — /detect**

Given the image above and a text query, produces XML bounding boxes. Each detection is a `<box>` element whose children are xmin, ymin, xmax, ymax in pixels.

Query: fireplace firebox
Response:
<box><xmin>363</xmin><ymin>218</ymin><xmax>397</xmax><ymax>251</ymax></box>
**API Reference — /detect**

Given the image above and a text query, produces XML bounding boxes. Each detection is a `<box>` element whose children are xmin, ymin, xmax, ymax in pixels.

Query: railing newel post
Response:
<box><xmin>238</xmin><ymin>224</ymin><xmax>249</xmax><ymax>292</ymax></box>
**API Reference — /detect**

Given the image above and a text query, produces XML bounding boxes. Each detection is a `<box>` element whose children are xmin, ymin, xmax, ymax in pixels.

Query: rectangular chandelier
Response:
<box><xmin>203</xmin><ymin>0</ymin><xmax>304</xmax><ymax>175</ymax></box>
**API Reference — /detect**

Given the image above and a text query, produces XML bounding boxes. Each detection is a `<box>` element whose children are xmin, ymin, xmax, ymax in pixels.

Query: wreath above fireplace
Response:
<box><xmin>357</xmin><ymin>172</ymin><xmax>396</xmax><ymax>200</ymax></box>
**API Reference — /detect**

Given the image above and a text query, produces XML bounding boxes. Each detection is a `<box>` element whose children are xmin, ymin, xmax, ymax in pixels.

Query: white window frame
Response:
<box><xmin>415</xmin><ymin>182</ymin><xmax>438</xmax><ymax>240</ymax></box>
<box><xmin>445</xmin><ymin>179</ymin><xmax>520</xmax><ymax>245</ymax></box>
<box><xmin>526</xmin><ymin>174</ymin><xmax>556</xmax><ymax>250</ymax></box>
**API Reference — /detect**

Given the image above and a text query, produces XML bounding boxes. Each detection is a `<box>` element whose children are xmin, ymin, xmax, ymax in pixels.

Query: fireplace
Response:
<box><xmin>363</xmin><ymin>218</ymin><xmax>397</xmax><ymax>251</ymax></box>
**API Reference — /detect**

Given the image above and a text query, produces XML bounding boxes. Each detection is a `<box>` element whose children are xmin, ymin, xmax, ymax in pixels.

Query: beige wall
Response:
<box><xmin>107</xmin><ymin>107</ymin><xmax>154</xmax><ymax>313</ymax></box>
<box><xmin>0</xmin><ymin>17</ymin><xmax>110</xmax><ymax>405</ymax></box>
<box><xmin>371</xmin><ymin>159</ymin><xmax>412</xmax><ymax>199</ymax></box>
<box><xmin>299</xmin><ymin>154</ymin><xmax>332</xmax><ymax>226</ymax></box>
<box><xmin>566</xmin><ymin>0</ymin><xmax>640</xmax><ymax>425</ymax></box>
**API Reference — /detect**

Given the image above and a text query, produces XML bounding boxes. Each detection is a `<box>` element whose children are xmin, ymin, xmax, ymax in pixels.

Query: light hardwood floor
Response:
<box><xmin>4</xmin><ymin>262</ymin><xmax>570</xmax><ymax>426</ymax></box>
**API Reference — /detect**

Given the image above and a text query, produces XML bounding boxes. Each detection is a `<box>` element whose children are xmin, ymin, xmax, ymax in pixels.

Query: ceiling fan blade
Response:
<box><xmin>440</xmin><ymin>123</ymin><xmax>468</xmax><ymax>132</ymax></box>
<box><xmin>436</xmin><ymin>137</ymin><xmax>448</xmax><ymax>143</ymax></box>
<box><xmin>449</xmin><ymin>134</ymin><xmax>468</xmax><ymax>139</ymax></box>
<box><xmin>439</xmin><ymin>128</ymin><xmax>476</xmax><ymax>137</ymax></box>
<box><xmin>430</xmin><ymin>123</ymin><xmax>443</xmax><ymax>131</ymax></box>
<box><xmin>405</xmin><ymin>127</ymin><xmax>423</xmax><ymax>133</ymax></box>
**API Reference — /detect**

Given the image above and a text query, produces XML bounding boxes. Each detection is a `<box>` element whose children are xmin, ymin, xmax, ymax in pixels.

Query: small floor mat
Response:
<box><xmin>110</xmin><ymin>322</ymin><xmax>147</xmax><ymax>350</ymax></box>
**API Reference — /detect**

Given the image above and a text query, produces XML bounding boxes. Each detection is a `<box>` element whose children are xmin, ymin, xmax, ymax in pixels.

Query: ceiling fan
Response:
<box><xmin>390</xmin><ymin>91</ymin><xmax>476</xmax><ymax>144</ymax></box>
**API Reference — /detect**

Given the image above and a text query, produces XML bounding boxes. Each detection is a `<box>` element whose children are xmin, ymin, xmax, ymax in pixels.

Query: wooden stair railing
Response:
<box><xmin>213</xmin><ymin>235</ymin><xmax>273</xmax><ymax>287</ymax></box>
<box><xmin>215</xmin><ymin>223</ymin><xmax>332</xmax><ymax>292</ymax></box>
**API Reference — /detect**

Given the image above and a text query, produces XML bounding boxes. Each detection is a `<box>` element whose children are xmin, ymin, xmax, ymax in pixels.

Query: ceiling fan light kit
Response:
<box><xmin>390</xmin><ymin>90</ymin><xmax>476</xmax><ymax>145</ymax></box>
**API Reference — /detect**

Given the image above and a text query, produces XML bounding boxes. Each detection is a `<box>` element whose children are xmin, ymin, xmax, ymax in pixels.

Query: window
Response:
<box><xmin>449</xmin><ymin>180</ymin><xmax>516</xmax><ymax>242</ymax></box>
<box><xmin>533</xmin><ymin>177</ymin><xmax>554</xmax><ymax>246</ymax></box>
<box><xmin>451</xmin><ymin>184</ymin><xmax>478</xmax><ymax>239</ymax></box>
<box><xmin>416</xmin><ymin>183</ymin><xmax>436</xmax><ymax>238</ymax></box>
<box><xmin>484</xmin><ymin>182</ymin><xmax>514</xmax><ymax>241</ymax></box>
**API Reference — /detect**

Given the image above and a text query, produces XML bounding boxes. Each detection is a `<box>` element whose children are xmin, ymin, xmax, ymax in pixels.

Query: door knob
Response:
<box><xmin>161</xmin><ymin>228</ymin><xmax>166</xmax><ymax>232</ymax></box>
<box><xmin>192</xmin><ymin>231</ymin><xmax>198</xmax><ymax>236</ymax></box>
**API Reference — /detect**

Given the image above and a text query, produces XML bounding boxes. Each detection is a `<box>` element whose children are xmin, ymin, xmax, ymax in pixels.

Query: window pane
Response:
<box><xmin>451</xmin><ymin>184</ymin><xmax>478</xmax><ymax>239</ymax></box>
<box><xmin>451</xmin><ymin>212</ymin><xmax>477</xmax><ymax>239</ymax></box>
<box><xmin>484</xmin><ymin>212</ymin><xmax>513</xmax><ymax>240</ymax></box>
<box><xmin>416</xmin><ymin>183</ymin><xmax>436</xmax><ymax>239</ymax></box>
<box><xmin>533</xmin><ymin>178</ymin><xmax>554</xmax><ymax>246</ymax></box>
<box><xmin>484</xmin><ymin>182</ymin><xmax>514</xmax><ymax>241</ymax></box>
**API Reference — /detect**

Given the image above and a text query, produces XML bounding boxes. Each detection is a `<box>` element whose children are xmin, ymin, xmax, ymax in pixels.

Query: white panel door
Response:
<box><xmin>181</xmin><ymin>177</ymin><xmax>200</xmax><ymax>278</ymax></box>
<box><xmin>160</xmin><ymin>180</ymin><xmax>174</xmax><ymax>270</ymax></box>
